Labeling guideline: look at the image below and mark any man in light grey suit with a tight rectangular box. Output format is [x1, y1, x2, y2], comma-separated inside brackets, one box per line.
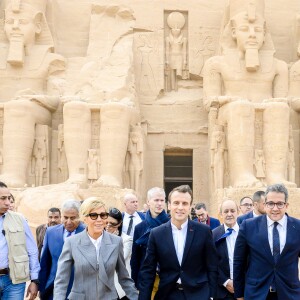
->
[54, 197, 138, 300]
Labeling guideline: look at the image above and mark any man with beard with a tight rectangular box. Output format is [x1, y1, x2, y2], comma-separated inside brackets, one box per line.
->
[36, 207, 61, 259]
[131, 187, 169, 293]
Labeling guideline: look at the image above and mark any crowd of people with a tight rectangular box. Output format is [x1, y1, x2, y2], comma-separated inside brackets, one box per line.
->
[0, 182, 300, 300]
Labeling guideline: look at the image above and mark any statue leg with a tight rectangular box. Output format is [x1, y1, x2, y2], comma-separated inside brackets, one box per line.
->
[221, 101, 262, 188]
[63, 101, 91, 185]
[1, 100, 51, 187]
[96, 102, 131, 187]
[263, 102, 296, 187]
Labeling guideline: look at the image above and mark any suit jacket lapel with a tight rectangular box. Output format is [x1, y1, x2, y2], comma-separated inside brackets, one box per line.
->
[217, 225, 229, 262]
[181, 220, 195, 266]
[98, 231, 116, 288]
[77, 231, 98, 271]
[279, 217, 294, 259]
[258, 215, 274, 264]
[165, 221, 180, 267]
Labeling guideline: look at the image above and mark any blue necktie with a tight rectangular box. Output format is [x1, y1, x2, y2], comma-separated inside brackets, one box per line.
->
[216, 228, 233, 243]
[66, 231, 72, 237]
[273, 222, 280, 263]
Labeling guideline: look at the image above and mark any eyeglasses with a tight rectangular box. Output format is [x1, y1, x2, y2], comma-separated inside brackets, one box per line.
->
[240, 204, 253, 207]
[265, 202, 286, 209]
[86, 212, 109, 220]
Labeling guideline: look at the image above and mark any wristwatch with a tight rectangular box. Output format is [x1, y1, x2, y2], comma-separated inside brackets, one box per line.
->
[31, 279, 40, 286]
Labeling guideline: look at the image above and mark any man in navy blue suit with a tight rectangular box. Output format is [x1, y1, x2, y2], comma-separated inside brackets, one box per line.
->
[213, 199, 239, 300]
[234, 184, 300, 300]
[193, 202, 220, 230]
[138, 185, 218, 300]
[237, 191, 265, 225]
[131, 187, 169, 290]
[39, 200, 85, 300]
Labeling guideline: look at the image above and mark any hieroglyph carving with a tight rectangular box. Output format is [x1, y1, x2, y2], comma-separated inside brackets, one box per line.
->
[127, 124, 144, 194]
[203, 0, 295, 189]
[87, 149, 99, 185]
[0, 0, 65, 187]
[57, 124, 68, 182]
[165, 11, 189, 92]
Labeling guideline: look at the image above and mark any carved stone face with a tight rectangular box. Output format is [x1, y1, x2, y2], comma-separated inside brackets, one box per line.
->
[231, 13, 265, 53]
[171, 28, 181, 37]
[4, 10, 39, 46]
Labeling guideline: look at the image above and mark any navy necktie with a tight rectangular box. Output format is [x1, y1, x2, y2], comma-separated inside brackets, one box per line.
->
[271, 222, 280, 292]
[66, 231, 72, 237]
[273, 222, 280, 263]
[216, 227, 233, 243]
[127, 215, 134, 235]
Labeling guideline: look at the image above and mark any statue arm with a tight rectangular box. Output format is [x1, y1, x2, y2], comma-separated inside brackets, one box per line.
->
[203, 57, 223, 110]
[165, 37, 170, 66]
[273, 60, 288, 98]
[289, 62, 300, 112]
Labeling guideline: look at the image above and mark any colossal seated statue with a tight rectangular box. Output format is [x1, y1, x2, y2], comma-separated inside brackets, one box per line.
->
[62, 4, 138, 188]
[0, 0, 64, 187]
[203, 0, 295, 188]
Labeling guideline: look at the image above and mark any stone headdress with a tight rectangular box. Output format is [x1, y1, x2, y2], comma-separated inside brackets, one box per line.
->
[219, 0, 274, 54]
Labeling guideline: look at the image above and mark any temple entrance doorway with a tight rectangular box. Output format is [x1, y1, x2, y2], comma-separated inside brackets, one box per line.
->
[164, 149, 193, 208]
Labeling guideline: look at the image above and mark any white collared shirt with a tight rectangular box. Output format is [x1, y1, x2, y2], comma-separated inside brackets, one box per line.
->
[87, 232, 103, 262]
[266, 214, 287, 254]
[171, 219, 188, 283]
[122, 211, 143, 237]
[63, 228, 76, 241]
[224, 223, 239, 281]
[253, 210, 260, 218]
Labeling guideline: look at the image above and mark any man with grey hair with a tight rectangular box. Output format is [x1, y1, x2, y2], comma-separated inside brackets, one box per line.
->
[234, 183, 300, 300]
[39, 200, 85, 300]
[122, 193, 145, 237]
[131, 187, 169, 292]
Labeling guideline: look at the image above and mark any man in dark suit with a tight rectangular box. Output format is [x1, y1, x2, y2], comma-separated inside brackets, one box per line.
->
[213, 199, 239, 300]
[234, 184, 300, 300]
[131, 187, 169, 291]
[237, 191, 265, 225]
[122, 193, 145, 238]
[193, 202, 220, 230]
[39, 200, 85, 300]
[138, 185, 218, 300]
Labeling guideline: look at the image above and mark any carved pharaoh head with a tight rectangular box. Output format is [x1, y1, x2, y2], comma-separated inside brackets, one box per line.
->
[3, 0, 52, 46]
[230, 0, 266, 53]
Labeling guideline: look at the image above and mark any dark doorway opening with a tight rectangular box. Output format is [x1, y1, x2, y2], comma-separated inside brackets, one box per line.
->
[164, 149, 193, 202]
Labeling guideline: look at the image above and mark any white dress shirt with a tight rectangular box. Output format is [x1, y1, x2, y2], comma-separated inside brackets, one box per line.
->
[223, 223, 239, 286]
[171, 219, 188, 283]
[122, 211, 143, 237]
[87, 232, 103, 262]
[267, 214, 287, 254]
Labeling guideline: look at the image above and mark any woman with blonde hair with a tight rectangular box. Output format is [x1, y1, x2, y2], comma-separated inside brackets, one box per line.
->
[54, 197, 138, 300]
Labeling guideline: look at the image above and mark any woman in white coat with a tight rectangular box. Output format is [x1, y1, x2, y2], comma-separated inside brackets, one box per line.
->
[107, 208, 133, 300]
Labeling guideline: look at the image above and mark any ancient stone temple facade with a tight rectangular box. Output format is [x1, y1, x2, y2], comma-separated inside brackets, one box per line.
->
[1, 0, 300, 225]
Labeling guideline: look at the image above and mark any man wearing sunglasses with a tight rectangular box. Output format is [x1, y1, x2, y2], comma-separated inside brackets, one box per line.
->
[234, 184, 300, 300]
[39, 200, 85, 300]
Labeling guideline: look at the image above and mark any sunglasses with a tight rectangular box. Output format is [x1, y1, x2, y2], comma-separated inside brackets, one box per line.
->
[86, 212, 109, 220]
